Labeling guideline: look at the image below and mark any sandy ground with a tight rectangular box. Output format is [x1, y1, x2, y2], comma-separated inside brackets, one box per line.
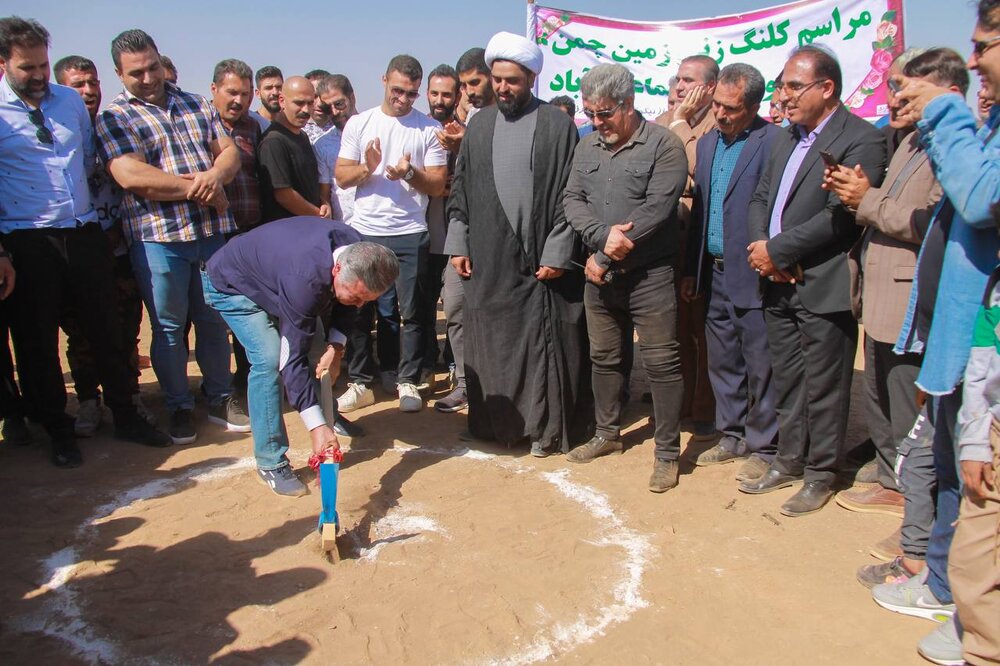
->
[0, 320, 938, 665]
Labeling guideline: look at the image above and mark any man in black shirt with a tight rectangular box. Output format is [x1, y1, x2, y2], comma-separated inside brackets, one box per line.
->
[259, 76, 330, 222]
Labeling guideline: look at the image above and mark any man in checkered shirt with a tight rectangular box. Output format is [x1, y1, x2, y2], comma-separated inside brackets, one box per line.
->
[97, 29, 245, 446]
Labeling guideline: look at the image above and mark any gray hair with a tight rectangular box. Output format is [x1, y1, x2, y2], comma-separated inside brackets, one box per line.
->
[580, 63, 635, 104]
[339, 242, 399, 294]
[718, 63, 767, 108]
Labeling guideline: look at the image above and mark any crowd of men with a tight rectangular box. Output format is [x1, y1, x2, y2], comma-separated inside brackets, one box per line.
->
[0, 5, 998, 663]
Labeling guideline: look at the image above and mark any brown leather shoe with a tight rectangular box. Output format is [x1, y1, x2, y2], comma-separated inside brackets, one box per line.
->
[567, 435, 623, 464]
[869, 527, 904, 562]
[648, 459, 679, 493]
[780, 481, 834, 517]
[835, 485, 904, 517]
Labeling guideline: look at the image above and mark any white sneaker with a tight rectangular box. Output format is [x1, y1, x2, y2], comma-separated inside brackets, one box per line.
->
[337, 383, 374, 413]
[398, 382, 423, 412]
[132, 394, 157, 426]
[74, 398, 103, 437]
[379, 370, 398, 394]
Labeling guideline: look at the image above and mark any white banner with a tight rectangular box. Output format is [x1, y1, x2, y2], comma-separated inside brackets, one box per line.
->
[529, 0, 905, 121]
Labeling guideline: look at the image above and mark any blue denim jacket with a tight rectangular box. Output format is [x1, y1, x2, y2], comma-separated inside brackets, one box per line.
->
[895, 95, 1000, 396]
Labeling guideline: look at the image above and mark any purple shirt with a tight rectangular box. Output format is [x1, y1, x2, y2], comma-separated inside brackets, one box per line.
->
[768, 111, 835, 238]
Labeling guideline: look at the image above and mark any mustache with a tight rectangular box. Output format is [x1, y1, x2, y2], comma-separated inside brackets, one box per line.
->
[228, 103, 244, 111]
[295, 112, 311, 119]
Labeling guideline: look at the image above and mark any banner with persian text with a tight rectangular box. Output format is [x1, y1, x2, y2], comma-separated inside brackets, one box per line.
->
[528, 0, 905, 121]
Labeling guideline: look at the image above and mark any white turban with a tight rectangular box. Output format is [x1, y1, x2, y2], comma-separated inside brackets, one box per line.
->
[485, 31, 544, 75]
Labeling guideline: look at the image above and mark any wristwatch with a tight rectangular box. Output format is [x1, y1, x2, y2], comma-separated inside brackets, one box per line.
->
[403, 165, 415, 181]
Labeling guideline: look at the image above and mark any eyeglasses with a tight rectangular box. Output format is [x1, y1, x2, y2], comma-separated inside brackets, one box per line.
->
[27, 108, 53, 145]
[390, 86, 420, 101]
[582, 101, 624, 120]
[776, 79, 828, 99]
[972, 35, 1000, 58]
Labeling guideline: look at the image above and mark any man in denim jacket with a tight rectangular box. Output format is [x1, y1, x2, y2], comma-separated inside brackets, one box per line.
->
[871, 2, 1000, 661]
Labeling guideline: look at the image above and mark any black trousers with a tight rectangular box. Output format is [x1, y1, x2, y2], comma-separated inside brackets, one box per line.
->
[584, 264, 683, 461]
[348, 232, 428, 385]
[421, 253, 450, 371]
[4, 225, 137, 437]
[0, 302, 25, 420]
[764, 283, 858, 484]
[864, 334, 921, 491]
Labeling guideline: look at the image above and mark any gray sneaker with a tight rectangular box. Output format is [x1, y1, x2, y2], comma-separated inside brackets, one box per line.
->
[207, 395, 251, 433]
[434, 386, 468, 413]
[566, 435, 623, 463]
[872, 567, 955, 622]
[649, 459, 680, 493]
[257, 466, 307, 497]
[917, 616, 964, 665]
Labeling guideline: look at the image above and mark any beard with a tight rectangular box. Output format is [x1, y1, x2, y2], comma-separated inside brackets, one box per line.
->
[497, 88, 532, 119]
[430, 103, 455, 122]
[9, 76, 48, 101]
[262, 98, 280, 114]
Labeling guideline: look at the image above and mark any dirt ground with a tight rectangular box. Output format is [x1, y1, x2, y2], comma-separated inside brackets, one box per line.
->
[0, 320, 937, 665]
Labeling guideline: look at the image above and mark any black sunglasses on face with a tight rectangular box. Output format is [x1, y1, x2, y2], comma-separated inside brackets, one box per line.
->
[28, 108, 53, 145]
[973, 35, 1000, 58]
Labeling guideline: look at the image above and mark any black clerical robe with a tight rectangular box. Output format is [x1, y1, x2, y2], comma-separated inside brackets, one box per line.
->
[445, 100, 593, 451]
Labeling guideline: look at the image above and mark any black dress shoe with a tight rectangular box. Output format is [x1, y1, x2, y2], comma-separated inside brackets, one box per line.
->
[333, 413, 364, 438]
[738, 467, 803, 494]
[780, 481, 834, 517]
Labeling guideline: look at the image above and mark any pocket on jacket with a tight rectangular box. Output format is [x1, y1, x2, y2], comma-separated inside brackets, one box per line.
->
[892, 265, 915, 282]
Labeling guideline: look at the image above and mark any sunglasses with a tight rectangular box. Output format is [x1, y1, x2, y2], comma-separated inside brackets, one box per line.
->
[28, 108, 53, 145]
[973, 35, 1000, 58]
[777, 79, 828, 99]
[582, 101, 623, 120]
[390, 86, 420, 101]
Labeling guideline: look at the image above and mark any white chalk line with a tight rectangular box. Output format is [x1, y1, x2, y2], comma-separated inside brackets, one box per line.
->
[17, 443, 654, 665]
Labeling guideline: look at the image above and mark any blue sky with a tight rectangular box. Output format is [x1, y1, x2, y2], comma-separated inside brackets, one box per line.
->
[16, 0, 978, 112]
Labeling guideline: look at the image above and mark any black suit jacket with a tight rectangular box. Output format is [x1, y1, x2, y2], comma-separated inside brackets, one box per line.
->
[687, 116, 782, 309]
[748, 105, 887, 315]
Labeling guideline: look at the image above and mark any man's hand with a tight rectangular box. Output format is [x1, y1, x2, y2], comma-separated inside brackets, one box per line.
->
[315, 344, 344, 383]
[182, 169, 224, 205]
[309, 424, 341, 457]
[435, 121, 465, 153]
[535, 266, 565, 281]
[747, 240, 796, 282]
[895, 78, 956, 124]
[384, 152, 413, 181]
[960, 460, 995, 501]
[680, 276, 698, 302]
[451, 256, 472, 278]
[584, 254, 608, 285]
[0, 255, 15, 300]
[822, 164, 871, 209]
[603, 221, 635, 261]
[364, 138, 382, 175]
[675, 85, 707, 123]
[318, 203, 333, 219]
[207, 188, 230, 214]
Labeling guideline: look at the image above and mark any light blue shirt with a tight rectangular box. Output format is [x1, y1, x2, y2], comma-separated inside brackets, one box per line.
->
[0, 77, 96, 232]
[707, 128, 750, 257]
[768, 111, 835, 238]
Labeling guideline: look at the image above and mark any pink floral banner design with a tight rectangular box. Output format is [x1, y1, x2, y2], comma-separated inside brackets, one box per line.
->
[529, 0, 905, 121]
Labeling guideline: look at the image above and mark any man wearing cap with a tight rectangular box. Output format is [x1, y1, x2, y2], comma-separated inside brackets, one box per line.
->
[445, 31, 593, 456]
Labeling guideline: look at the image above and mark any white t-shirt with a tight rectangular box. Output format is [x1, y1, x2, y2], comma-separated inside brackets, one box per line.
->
[339, 106, 447, 236]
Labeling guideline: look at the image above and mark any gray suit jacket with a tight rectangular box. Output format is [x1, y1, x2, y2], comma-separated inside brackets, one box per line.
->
[748, 105, 887, 315]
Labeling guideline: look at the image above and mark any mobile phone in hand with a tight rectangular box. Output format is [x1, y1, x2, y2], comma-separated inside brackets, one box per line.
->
[819, 150, 840, 169]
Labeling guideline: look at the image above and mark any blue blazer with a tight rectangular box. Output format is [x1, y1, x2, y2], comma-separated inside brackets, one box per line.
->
[686, 116, 782, 310]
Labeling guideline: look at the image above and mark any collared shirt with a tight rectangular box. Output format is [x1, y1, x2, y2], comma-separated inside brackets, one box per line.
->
[768, 111, 836, 238]
[564, 116, 688, 272]
[706, 127, 750, 256]
[0, 77, 97, 231]
[96, 82, 235, 243]
[216, 113, 261, 230]
[303, 119, 335, 144]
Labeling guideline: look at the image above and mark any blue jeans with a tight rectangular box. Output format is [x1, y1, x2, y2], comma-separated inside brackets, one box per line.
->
[925, 390, 962, 604]
[129, 237, 232, 411]
[201, 271, 289, 471]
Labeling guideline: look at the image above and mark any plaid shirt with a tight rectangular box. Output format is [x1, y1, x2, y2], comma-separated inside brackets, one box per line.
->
[96, 82, 236, 243]
[216, 112, 261, 230]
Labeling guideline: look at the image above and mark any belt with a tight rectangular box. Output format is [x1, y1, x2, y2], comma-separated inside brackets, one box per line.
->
[712, 257, 724, 270]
